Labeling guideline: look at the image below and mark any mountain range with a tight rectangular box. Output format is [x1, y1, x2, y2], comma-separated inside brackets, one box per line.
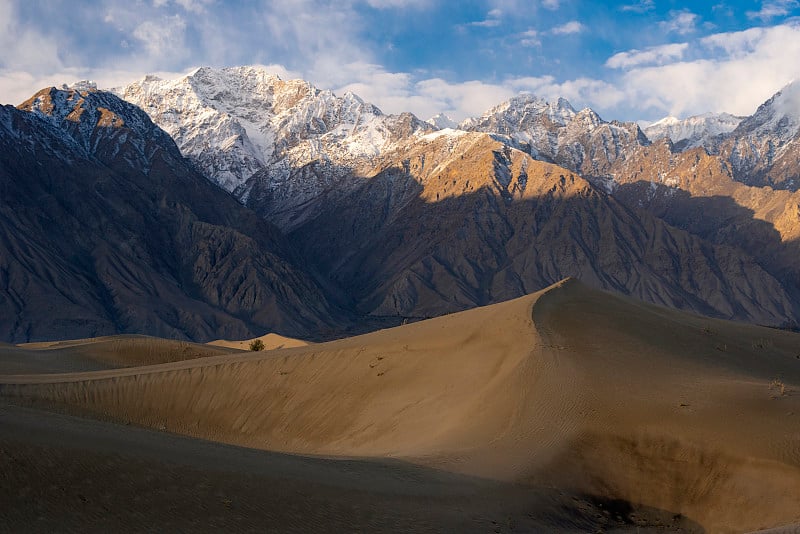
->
[2, 65, 800, 341]
[0, 85, 342, 342]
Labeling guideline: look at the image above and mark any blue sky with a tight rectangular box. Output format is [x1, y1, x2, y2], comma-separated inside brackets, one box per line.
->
[2, 0, 800, 122]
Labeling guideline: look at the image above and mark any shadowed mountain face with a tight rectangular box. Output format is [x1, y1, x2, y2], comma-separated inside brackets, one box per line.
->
[601, 139, 800, 317]
[0, 87, 341, 343]
[287, 132, 795, 324]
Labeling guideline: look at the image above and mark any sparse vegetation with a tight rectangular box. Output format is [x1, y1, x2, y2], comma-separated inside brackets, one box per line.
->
[769, 378, 786, 397]
[752, 338, 773, 350]
[249, 339, 265, 351]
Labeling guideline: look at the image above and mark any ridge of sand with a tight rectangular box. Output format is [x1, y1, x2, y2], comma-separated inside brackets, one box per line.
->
[206, 333, 310, 351]
[1, 335, 234, 374]
[1, 278, 799, 532]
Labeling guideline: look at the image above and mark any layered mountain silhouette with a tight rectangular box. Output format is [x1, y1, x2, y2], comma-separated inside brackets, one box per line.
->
[3, 67, 800, 341]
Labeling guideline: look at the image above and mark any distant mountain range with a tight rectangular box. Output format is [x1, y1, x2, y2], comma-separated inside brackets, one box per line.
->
[2, 66, 800, 342]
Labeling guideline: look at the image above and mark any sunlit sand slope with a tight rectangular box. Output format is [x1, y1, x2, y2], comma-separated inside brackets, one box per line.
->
[2, 279, 798, 532]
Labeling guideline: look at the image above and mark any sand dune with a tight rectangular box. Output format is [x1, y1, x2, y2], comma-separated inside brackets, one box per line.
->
[1, 279, 799, 532]
[1, 335, 233, 374]
[207, 333, 310, 351]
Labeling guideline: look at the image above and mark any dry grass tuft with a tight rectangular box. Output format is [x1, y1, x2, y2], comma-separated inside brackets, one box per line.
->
[769, 378, 786, 397]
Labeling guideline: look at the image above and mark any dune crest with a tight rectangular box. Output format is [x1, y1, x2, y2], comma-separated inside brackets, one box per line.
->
[207, 333, 310, 351]
[1, 335, 234, 374]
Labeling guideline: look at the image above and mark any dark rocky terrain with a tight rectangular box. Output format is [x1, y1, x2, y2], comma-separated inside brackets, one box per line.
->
[0, 88, 340, 342]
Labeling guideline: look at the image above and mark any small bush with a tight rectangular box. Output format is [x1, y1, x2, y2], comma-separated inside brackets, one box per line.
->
[249, 339, 265, 351]
[769, 378, 786, 397]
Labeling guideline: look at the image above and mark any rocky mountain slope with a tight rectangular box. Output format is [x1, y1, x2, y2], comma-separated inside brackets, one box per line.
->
[641, 82, 800, 191]
[459, 93, 649, 180]
[718, 81, 800, 190]
[284, 130, 795, 324]
[118, 66, 431, 230]
[601, 138, 800, 311]
[110, 67, 800, 329]
[0, 85, 341, 342]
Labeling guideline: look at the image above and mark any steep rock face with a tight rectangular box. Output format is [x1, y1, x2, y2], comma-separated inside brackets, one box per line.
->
[287, 131, 794, 325]
[720, 81, 800, 190]
[0, 86, 340, 342]
[601, 139, 800, 310]
[118, 66, 432, 217]
[644, 112, 743, 151]
[460, 94, 649, 179]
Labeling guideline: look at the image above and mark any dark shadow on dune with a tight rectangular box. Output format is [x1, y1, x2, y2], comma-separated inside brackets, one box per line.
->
[580, 496, 705, 533]
[0, 399, 704, 533]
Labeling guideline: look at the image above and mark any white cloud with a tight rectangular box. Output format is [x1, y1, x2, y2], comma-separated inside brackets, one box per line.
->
[364, 0, 429, 7]
[701, 26, 765, 56]
[0, 1, 61, 73]
[253, 63, 304, 81]
[331, 63, 515, 121]
[507, 76, 625, 111]
[153, 0, 211, 12]
[319, 21, 800, 121]
[3, 0, 800, 127]
[542, 0, 559, 9]
[0, 66, 193, 106]
[470, 19, 501, 27]
[518, 29, 540, 47]
[606, 43, 689, 69]
[333, 64, 625, 122]
[617, 23, 800, 118]
[468, 9, 503, 27]
[747, 0, 799, 21]
[174, 0, 211, 13]
[551, 20, 584, 35]
[132, 15, 188, 58]
[660, 10, 699, 35]
[619, 0, 654, 13]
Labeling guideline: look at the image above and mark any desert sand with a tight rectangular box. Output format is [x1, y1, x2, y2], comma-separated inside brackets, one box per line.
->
[2, 335, 233, 374]
[207, 333, 311, 351]
[1, 278, 798, 532]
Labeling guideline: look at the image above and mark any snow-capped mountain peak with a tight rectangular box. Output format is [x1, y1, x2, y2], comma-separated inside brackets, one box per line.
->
[426, 113, 458, 130]
[118, 65, 426, 194]
[118, 66, 431, 223]
[644, 112, 743, 149]
[648, 115, 680, 128]
[734, 80, 800, 141]
[461, 93, 577, 131]
[721, 80, 800, 189]
[459, 92, 646, 177]
[61, 80, 98, 92]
